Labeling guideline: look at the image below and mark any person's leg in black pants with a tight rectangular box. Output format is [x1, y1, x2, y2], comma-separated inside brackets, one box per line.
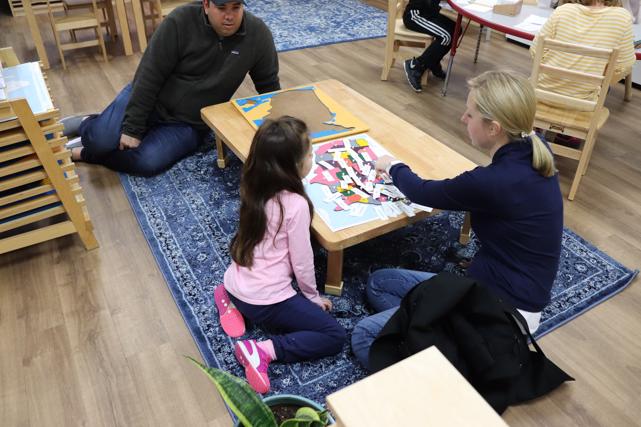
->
[403, 10, 455, 89]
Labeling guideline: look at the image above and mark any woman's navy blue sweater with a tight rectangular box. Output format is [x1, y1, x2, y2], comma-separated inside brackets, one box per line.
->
[390, 139, 563, 312]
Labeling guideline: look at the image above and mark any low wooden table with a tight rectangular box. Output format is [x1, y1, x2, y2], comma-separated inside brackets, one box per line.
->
[326, 346, 508, 426]
[201, 79, 475, 295]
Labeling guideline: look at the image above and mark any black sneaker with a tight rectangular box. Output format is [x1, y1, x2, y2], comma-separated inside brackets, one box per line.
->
[429, 65, 446, 80]
[404, 59, 423, 92]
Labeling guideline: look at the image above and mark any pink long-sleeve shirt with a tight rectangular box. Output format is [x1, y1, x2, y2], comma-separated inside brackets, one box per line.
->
[224, 191, 323, 307]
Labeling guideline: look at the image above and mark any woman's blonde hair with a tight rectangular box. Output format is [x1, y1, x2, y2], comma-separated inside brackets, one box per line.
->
[467, 70, 556, 178]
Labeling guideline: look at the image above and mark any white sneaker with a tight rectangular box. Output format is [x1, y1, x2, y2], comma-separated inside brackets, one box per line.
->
[65, 136, 83, 149]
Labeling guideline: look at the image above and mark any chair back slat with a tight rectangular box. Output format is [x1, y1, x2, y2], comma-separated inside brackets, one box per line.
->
[535, 89, 597, 112]
[539, 63, 605, 87]
[544, 38, 613, 59]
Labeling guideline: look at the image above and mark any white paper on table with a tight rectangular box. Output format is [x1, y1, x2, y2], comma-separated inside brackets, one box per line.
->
[410, 203, 434, 213]
[397, 201, 416, 218]
[514, 14, 548, 33]
[318, 160, 334, 170]
[374, 206, 388, 221]
[349, 204, 367, 217]
[324, 191, 342, 203]
[465, 3, 493, 12]
[335, 198, 350, 211]
[351, 187, 370, 198]
[475, 0, 498, 5]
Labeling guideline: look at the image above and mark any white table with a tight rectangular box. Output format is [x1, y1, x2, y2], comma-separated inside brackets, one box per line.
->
[442, 0, 641, 95]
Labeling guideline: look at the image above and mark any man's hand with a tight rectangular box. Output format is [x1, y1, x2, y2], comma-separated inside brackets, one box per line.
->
[119, 134, 141, 150]
[375, 155, 397, 174]
[319, 297, 333, 312]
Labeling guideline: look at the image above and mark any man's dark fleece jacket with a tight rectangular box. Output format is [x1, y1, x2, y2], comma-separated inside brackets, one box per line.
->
[390, 139, 563, 312]
[122, 4, 280, 139]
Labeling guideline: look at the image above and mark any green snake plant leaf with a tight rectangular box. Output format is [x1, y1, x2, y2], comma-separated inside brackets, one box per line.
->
[279, 408, 326, 427]
[187, 357, 277, 427]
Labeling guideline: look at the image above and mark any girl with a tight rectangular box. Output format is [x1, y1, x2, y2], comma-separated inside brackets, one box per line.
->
[215, 116, 346, 393]
[530, 0, 635, 101]
[351, 71, 564, 369]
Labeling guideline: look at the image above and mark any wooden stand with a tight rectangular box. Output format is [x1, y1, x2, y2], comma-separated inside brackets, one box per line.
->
[0, 82, 98, 254]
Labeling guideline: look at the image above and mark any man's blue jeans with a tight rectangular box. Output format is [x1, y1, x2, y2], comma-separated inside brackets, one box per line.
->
[351, 268, 435, 370]
[78, 83, 204, 176]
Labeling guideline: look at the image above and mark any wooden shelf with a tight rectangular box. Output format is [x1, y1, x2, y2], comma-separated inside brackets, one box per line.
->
[0, 56, 98, 254]
[8, 0, 64, 17]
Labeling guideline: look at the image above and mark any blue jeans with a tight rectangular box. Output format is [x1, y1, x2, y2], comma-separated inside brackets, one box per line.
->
[228, 293, 346, 363]
[351, 268, 435, 370]
[78, 83, 204, 176]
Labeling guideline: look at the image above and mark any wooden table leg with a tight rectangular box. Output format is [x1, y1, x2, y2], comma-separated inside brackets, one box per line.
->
[114, 0, 133, 55]
[459, 211, 472, 245]
[131, 0, 148, 52]
[325, 249, 344, 296]
[215, 133, 227, 168]
[23, 0, 50, 69]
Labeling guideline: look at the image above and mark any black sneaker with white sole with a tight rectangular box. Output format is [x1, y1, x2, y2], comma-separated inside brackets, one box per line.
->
[404, 58, 424, 92]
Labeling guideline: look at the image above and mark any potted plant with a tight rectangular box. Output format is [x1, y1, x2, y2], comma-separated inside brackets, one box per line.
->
[188, 357, 333, 427]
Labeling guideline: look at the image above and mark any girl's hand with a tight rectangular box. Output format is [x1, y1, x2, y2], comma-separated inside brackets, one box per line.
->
[375, 155, 396, 173]
[319, 297, 333, 311]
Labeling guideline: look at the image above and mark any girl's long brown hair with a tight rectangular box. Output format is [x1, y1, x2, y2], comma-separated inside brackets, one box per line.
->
[230, 116, 313, 267]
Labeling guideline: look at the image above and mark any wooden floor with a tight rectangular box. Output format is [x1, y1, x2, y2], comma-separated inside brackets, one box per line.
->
[1, 5, 641, 426]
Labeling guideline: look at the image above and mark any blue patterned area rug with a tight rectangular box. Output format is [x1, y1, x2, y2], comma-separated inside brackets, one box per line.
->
[245, 0, 386, 52]
[119, 147, 637, 404]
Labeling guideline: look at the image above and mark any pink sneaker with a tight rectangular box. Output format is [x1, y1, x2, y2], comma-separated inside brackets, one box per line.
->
[214, 285, 245, 338]
[234, 339, 271, 394]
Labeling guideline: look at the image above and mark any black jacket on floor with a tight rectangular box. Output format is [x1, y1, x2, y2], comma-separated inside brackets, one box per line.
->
[369, 272, 573, 413]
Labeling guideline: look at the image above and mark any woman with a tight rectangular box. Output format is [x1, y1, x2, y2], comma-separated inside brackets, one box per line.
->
[530, 0, 636, 101]
[351, 71, 564, 370]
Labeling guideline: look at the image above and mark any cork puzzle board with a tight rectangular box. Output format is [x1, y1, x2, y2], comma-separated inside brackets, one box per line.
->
[231, 85, 369, 143]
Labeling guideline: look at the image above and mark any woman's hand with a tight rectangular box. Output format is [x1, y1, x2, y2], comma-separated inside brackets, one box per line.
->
[375, 155, 397, 174]
[319, 297, 333, 311]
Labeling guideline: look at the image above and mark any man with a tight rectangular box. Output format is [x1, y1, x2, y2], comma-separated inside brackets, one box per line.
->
[65, 0, 280, 176]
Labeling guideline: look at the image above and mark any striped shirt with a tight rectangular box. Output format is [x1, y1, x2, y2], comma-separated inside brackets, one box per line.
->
[530, 4, 636, 101]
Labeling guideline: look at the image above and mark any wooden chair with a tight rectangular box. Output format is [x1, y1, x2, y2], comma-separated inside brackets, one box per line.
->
[530, 35, 619, 200]
[381, 0, 433, 87]
[45, 0, 108, 70]
[63, 0, 118, 40]
[143, 0, 190, 35]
